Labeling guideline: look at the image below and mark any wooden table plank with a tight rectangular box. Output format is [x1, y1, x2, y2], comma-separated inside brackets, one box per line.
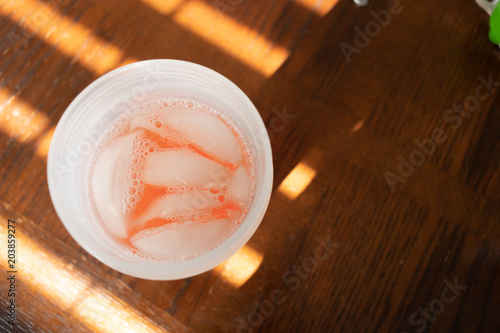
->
[0, 0, 499, 332]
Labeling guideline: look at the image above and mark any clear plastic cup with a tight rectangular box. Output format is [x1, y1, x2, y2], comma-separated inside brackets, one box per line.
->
[47, 60, 273, 280]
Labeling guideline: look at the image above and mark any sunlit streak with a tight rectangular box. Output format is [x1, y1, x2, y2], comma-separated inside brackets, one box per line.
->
[0, 214, 166, 333]
[278, 162, 316, 200]
[0, 219, 90, 307]
[0, 88, 49, 143]
[76, 292, 165, 333]
[36, 125, 55, 157]
[218, 245, 263, 288]
[1, 0, 136, 74]
[174, 0, 289, 77]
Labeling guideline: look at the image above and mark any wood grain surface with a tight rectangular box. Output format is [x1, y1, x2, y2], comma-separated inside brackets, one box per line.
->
[1, 0, 499, 332]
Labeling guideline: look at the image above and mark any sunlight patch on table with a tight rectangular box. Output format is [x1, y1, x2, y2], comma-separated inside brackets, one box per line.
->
[1, 0, 136, 75]
[278, 162, 317, 200]
[76, 291, 165, 333]
[36, 125, 55, 158]
[0, 220, 90, 307]
[174, 0, 289, 77]
[0, 88, 49, 143]
[219, 245, 263, 288]
[0, 217, 166, 333]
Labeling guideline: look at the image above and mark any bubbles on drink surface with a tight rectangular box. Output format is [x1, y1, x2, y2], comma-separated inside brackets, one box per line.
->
[87, 98, 255, 262]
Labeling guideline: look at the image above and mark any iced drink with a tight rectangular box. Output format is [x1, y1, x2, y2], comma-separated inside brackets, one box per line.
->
[87, 98, 255, 262]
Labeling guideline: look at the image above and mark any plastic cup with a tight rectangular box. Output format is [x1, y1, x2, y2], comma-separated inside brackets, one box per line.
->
[47, 60, 273, 280]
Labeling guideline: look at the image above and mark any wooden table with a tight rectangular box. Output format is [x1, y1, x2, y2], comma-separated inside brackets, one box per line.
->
[1, 0, 499, 332]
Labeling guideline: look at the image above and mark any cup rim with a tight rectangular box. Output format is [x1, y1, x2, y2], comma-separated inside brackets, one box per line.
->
[47, 59, 273, 280]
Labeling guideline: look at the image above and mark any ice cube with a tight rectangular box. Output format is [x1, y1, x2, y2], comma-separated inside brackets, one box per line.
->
[229, 165, 252, 207]
[134, 190, 219, 226]
[130, 218, 233, 259]
[91, 133, 137, 239]
[143, 150, 231, 187]
[158, 107, 242, 164]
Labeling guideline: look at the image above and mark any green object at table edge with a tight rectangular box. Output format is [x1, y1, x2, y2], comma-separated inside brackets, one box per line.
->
[490, 4, 500, 44]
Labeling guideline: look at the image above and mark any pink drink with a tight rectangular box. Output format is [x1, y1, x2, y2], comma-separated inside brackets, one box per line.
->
[87, 98, 255, 262]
